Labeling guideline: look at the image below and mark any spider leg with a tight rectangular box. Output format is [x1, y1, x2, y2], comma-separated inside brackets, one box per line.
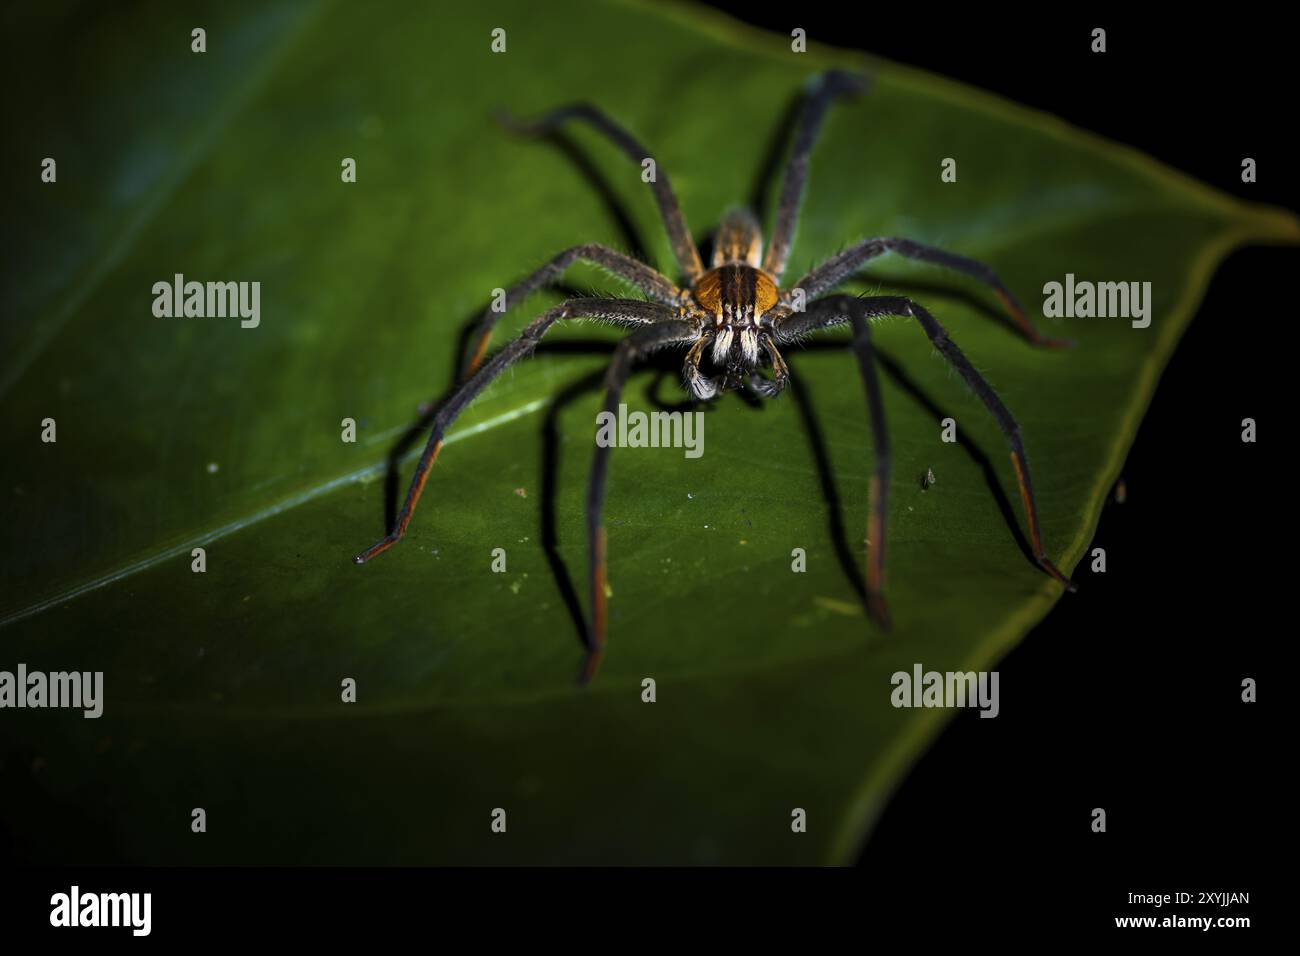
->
[775, 294, 1076, 593]
[746, 335, 791, 399]
[584, 318, 705, 684]
[763, 69, 867, 280]
[462, 243, 683, 378]
[501, 104, 705, 282]
[789, 238, 1073, 349]
[847, 312, 893, 628]
[682, 333, 720, 400]
[766, 299, 893, 624]
[355, 298, 677, 565]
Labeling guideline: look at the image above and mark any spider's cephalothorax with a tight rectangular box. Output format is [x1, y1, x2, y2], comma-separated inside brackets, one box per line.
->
[356, 70, 1077, 684]
[685, 209, 785, 398]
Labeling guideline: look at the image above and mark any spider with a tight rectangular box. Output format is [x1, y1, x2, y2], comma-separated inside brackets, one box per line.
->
[355, 69, 1076, 683]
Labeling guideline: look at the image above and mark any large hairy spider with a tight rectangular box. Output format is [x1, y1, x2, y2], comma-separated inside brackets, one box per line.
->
[356, 70, 1075, 682]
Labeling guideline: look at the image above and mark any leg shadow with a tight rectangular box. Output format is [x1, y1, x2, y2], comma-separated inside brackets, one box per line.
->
[785, 359, 869, 604]
[870, 349, 1034, 566]
[537, 347, 705, 648]
[783, 339, 1037, 610]
[375, 336, 692, 654]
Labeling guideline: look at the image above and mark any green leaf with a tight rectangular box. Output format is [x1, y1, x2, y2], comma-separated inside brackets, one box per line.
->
[1, 0, 1294, 864]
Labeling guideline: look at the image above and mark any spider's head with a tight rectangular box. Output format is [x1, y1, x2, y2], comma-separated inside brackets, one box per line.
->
[692, 263, 780, 373]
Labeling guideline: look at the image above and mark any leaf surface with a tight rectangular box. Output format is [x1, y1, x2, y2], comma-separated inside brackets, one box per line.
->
[1, 0, 1294, 863]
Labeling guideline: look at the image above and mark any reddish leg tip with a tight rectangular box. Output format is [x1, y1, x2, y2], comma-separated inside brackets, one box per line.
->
[579, 648, 603, 686]
[1041, 335, 1077, 350]
[355, 536, 396, 565]
[867, 593, 893, 633]
[497, 111, 539, 137]
[1038, 557, 1075, 592]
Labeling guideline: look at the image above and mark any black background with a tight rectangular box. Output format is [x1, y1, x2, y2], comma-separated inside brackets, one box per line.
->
[701, 1, 1286, 924]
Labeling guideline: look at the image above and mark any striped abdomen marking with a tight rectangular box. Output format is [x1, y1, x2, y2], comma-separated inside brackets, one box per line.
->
[712, 208, 764, 268]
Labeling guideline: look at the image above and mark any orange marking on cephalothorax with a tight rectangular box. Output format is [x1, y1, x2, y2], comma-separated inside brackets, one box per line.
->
[693, 268, 722, 314]
[692, 265, 780, 318]
[753, 270, 779, 315]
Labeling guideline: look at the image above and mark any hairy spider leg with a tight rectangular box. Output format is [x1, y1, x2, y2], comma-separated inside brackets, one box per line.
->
[354, 299, 675, 565]
[501, 103, 705, 282]
[745, 334, 791, 399]
[682, 333, 718, 400]
[763, 69, 867, 280]
[791, 237, 1074, 349]
[583, 318, 704, 684]
[462, 243, 681, 378]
